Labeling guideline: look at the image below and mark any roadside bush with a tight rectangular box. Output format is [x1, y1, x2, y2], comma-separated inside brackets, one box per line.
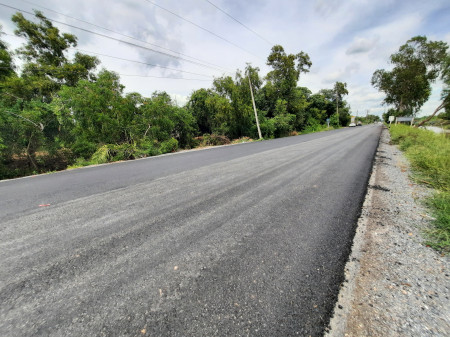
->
[90, 143, 138, 165]
[196, 134, 230, 147]
[136, 140, 161, 157]
[303, 117, 327, 133]
[329, 114, 339, 128]
[71, 138, 97, 159]
[160, 138, 178, 154]
[90, 145, 112, 164]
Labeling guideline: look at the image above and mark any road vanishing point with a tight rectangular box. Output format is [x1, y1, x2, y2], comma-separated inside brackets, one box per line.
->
[1, 125, 381, 336]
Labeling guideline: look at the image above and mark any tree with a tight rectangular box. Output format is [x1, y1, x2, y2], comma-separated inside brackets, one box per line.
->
[265, 45, 311, 119]
[372, 36, 448, 117]
[52, 70, 127, 157]
[266, 45, 311, 96]
[417, 52, 450, 126]
[187, 88, 216, 134]
[212, 68, 258, 139]
[333, 81, 348, 123]
[0, 25, 15, 80]
[11, 11, 99, 101]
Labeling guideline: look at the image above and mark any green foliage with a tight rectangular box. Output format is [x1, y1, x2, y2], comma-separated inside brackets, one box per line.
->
[266, 45, 311, 99]
[71, 137, 97, 159]
[254, 111, 275, 139]
[302, 117, 329, 133]
[11, 11, 99, 99]
[357, 114, 381, 124]
[90, 143, 139, 164]
[390, 125, 450, 190]
[372, 36, 448, 116]
[90, 145, 111, 164]
[390, 125, 450, 252]
[160, 138, 178, 154]
[424, 192, 450, 252]
[329, 114, 339, 127]
[0, 25, 15, 80]
[264, 45, 312, 127]
[55, 70, 127, 146]
[334, 82, 348, 100]
[187, 88, 216, 134]
[339, 109, 351, 127]
[272, 99, 295, 137]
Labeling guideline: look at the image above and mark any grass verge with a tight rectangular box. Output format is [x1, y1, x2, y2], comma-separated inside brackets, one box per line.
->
[389, 125, 449, 252]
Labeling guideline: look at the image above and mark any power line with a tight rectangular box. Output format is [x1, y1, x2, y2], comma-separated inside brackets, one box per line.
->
[3, 32, 216, 78]
[17, 0, 227, 71]
[74, 48, 214, 78]
[204, 0, 273, 46]
[0, 66, 212, 81]
[119, 74, 211, 81]
[0, 3, 232, 73]
[143, 0, 264, 62]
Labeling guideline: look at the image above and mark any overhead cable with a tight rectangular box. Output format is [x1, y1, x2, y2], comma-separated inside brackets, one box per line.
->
[3, 32, 216, 78]
[143, 0, 264, 62]
[204, 0, 273, 46]
[0, 66, 212, 81]
[0, 3, 231, 73]
[17, 0, 227, 71]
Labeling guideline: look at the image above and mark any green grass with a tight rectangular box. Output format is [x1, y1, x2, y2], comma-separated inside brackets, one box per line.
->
[424, 192, 450, 251]
[390, 125, 450, 252]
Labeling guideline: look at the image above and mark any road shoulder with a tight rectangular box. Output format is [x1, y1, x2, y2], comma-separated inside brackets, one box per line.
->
[327, 127, 449, 336]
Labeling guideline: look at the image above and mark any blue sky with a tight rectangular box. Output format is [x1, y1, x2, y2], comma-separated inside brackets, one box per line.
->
[1, 0, 449, 116]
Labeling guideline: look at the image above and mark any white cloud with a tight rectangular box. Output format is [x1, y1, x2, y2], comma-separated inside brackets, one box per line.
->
[346, 37, 379, 55]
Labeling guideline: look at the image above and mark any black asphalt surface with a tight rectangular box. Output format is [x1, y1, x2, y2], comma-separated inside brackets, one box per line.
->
[0, 125, 381, 336]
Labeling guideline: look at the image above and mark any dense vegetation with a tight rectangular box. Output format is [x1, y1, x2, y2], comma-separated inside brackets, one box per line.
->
[390, 125, 449, 252]
[0, 12, 353, 180]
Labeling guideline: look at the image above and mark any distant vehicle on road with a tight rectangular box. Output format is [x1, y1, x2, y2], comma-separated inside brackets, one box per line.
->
[357, 121, 362, 126]
[349, 123, 356, 127]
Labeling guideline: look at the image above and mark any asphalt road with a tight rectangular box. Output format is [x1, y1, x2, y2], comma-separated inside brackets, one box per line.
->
[0, 125, 381, 336]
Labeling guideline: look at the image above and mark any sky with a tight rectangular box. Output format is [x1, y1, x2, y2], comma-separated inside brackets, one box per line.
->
[0, 0, 449, 117]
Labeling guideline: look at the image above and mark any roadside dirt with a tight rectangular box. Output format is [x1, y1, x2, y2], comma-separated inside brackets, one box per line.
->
[327, 127, 449, 337]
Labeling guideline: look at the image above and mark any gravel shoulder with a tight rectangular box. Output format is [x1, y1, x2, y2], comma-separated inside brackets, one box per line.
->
[327, 127, 449, 336]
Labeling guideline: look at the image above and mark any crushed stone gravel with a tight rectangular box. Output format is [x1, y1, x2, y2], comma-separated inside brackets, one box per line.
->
[326, 127, 449, 337]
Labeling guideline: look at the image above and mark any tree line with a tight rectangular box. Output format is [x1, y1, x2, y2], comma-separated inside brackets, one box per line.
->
[0, 11, 353, 180]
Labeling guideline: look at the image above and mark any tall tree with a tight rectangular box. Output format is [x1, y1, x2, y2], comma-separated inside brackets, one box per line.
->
[372, 36, 448, 117]
[11, 11, 99, 101]
[333, 81, 348, 123]
[265, 45, 311, 117]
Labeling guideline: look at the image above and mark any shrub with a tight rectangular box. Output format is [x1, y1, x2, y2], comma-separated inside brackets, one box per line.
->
[90, 145, 111, 164]
[196, 134, 230, 147]
[160, 138, 178, 154]
[71, 138, 97, 159]
[90, 143, 138, 164]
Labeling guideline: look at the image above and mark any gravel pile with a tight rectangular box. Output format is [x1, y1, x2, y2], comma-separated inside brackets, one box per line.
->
[327, 127, 449, 336]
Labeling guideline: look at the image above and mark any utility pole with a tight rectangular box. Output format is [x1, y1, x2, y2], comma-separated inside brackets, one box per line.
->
[248, 75, 262, 139]
[336, 93, 339, 126]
